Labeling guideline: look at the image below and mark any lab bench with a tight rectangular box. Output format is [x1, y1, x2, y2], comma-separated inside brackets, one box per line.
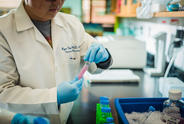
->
[66, 70, 162, 124]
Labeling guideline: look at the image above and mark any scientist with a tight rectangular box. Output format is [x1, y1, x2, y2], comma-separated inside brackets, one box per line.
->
[0, 0, 112, 124]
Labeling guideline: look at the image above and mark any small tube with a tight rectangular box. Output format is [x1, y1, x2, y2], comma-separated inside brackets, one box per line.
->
[140, 106, 155, 124]
[78, 62, 90, 80]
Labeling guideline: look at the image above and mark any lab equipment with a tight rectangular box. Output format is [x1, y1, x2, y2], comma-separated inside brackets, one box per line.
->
[78, 62, 90, 80]
[144, 32, 167, 76]
[84, 69, 140, 83]
[161, 89, 184, 124]
[167, 0, 180, 11]
[115, 97, 173, 124]
[98, 36, 146, 69]
[159, 33, 184, 97]
[159, 77, 184, 97]
[136, 0, 169, 18]
[100, 100, 110, 108]
[100, 96, 110, 110]
[96, 96, 114, 124]
[136, 0, 153, 19]
[57, 77, 83, 104]
[101, 107, 111, 118]
[100, 96, 109, 101]
[167, 28, 184, 74]
[84, 43, 109, 63]
[12, 113, 50, 124]
[167, 3, 180, 11]
[139, 106, 155, 124]
[106, 117, 114, 123]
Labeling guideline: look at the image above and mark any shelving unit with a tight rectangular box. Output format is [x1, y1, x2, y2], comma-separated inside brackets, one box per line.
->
[116, 11, 184, 18]
[154, 11, 184, 17]
[116, 13, 136, 18]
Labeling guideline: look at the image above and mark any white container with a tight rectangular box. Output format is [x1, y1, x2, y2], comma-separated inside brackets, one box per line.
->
[99, 36, 146, 69]
[152, 3, 166, 13]
[159, 77, 184, 97]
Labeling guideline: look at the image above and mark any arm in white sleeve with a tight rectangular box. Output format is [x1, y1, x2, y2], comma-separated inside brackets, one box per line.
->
[74, 19, 104, 74]
[0, 32, 59, 115]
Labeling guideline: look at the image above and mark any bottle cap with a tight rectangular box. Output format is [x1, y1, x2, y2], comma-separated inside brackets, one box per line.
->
[148, 106, 155, 112]
[106, 107, 111, 113]
[101, 107, 111, 113]
[101, 107, 106, 113]
[169, 89, 182, 100]
[100, 100, 109, 105]
[100, 96, 109, 101]
[106, 117, 114, 122]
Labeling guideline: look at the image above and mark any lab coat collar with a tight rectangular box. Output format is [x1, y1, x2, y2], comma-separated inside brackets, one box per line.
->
[15, 1, 34, 32]
[53, 13, 65, 28]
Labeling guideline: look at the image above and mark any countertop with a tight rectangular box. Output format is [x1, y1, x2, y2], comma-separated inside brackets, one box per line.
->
[67, 70, 162, 124]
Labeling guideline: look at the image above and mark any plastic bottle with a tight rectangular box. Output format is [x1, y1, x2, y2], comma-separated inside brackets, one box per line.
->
[105, 107, 111, 117]
[101, 107, 108, 118]
[100, 100, 110, 108]
[100, 96, 110, 109]
[106, 117, 114, 123]
[100, 96, 109, 101]
[161, 89, 184, 124]
[101, 107, 113, 124]
[100, 107, 108, 123]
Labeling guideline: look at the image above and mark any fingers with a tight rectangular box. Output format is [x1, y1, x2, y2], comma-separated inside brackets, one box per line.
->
[95, 46, 105, 63]
[75, 78, 84, 89]
[70, 77, 84, 88]
[84, 43, 99, 62]
[69, 76, 79, 84]
[88, 45, 100, 63]
[84, 43, 109, 63]
[99, 46, 109, 62]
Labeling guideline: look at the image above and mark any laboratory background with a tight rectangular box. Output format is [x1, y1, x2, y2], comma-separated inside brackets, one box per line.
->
[0, 0, 184, 124]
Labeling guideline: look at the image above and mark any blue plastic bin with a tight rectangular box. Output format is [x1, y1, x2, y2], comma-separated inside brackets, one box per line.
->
[114, 97, 184, 124]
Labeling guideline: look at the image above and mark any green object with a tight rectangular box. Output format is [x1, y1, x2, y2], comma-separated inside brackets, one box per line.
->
[60, 8, 71, 14]
[114, 17, 120, 33]
[83, 23, 103, 36]
[96, 103, 114, 124]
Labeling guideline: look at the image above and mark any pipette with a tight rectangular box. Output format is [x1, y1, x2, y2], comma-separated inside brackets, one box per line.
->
[78, 62, 90, 80]
[139, 106, 155, 124]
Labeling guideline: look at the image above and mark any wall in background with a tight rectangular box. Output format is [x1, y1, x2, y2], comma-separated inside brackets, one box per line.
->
[0, 0, 21, 9]
[62, 0, 82, 19]
[117, 18, 184, 71]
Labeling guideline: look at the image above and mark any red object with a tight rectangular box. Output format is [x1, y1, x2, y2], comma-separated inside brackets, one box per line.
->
[170, 19, 179, 23]
[116, 0, 122, 13]
[162, 21, 167, 23]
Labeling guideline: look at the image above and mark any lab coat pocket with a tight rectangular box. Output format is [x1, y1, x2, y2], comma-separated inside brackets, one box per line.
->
[64, 52, 80, 64]
[64, 52, 81, 77]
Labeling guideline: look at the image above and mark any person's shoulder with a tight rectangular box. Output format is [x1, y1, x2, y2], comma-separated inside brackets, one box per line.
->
[0, 9, 15, 22]
[0, 9, 15, 30]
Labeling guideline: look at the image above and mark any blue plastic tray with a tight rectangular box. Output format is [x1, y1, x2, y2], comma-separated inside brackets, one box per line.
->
[114, 97, 181, 124]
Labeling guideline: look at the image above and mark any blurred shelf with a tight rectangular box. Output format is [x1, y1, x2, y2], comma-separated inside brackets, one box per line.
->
[116, 11, 184, 18]
[154, 11, 184, 17]
[116, 13, 136, 18]
[91, 14, 116, 24]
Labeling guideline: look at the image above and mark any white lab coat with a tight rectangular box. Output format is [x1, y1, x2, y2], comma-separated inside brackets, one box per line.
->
[0, 2, 100, 124]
